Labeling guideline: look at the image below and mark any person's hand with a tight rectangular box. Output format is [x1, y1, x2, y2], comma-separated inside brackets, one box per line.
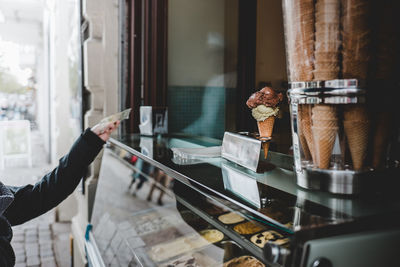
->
[91, 120, 121, 142]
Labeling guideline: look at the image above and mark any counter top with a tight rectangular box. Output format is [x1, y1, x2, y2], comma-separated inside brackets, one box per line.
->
[108, 133, 400, 235]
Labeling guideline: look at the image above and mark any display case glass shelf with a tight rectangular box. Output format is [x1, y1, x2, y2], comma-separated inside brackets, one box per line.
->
[86, 134, 400, 266]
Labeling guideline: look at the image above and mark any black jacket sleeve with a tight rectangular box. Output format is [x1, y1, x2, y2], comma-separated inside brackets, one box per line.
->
[3, 128, 105, 226]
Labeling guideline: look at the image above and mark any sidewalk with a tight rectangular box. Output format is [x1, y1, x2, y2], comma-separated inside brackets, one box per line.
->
[0, 129, 71, 267]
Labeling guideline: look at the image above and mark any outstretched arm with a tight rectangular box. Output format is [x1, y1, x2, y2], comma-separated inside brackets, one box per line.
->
[3, 121, 119, 226]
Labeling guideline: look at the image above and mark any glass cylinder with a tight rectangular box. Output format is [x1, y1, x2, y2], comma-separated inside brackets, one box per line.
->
[283, 0, 400, 194]
[288, 84, 399, 194]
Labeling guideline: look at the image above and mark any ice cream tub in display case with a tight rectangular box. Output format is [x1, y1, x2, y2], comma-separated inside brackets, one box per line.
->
[287, 81, 399, 194]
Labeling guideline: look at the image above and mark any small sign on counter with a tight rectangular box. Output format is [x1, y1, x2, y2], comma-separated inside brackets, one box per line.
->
[221, 132, 274, 173]
[139, 106, 168, 136]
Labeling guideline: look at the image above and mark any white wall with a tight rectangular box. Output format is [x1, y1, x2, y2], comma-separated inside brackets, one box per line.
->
[35, 33, 50, 159]
[168, 0, 225, 87]
[72, 0, 120, 264]
[53, 0, 73, 159]
[41, 0, 83, 222]
[103, 0, 119, 116]
[45, 0, 82, 162]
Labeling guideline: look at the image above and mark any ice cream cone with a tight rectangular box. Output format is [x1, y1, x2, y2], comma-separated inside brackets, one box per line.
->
[312, 104, 338, 120]
[315, 41, 341, 52]
[302, 118, 315, 162]
[343, 105, 369, 121]
[314, 62, 340, 72]
[299, 130, 312, 160]
[313, 71, 340, 80]
[343, 120, 369, 170]
[343, 105, 370, 170]
[314, 52, 340, 62]
[247, 87, 283, 161]
[312, 125, 338, 169]
[257, 116, 275, 159]
[311, 105, 338, 169]
[298, 105, 313, 161]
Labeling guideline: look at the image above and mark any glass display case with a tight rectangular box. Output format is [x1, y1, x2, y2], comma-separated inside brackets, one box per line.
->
[85, 134, 400, 267]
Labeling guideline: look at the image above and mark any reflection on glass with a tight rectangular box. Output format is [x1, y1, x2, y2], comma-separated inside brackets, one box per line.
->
[168, 0, 238, 139]
[147, 169, 172, 206]
[140, 136, 153, 158]
[128, 158, 152, 195]
[91, 149, 232, 266]
[221, 163, 261, 208]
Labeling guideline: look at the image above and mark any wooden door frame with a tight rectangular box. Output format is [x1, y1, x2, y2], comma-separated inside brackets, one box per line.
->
[236, 0, 257, 132]
[125, 0, 168, 133]
[143, 0, 168, 107]
[124, 0, 142, 133]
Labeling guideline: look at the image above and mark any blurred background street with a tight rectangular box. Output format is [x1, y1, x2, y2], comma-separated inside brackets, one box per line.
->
[1, 129, 71, 267]
[1, 0, 83, 264]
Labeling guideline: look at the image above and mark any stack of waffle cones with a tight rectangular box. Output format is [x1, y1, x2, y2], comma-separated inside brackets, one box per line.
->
[257, 117, 275, 159]
[285, 0, 315, 81]
[313, 0, 341, 80]
[311, 105, 338, 169]
[343, 105, 370, 170]
[342, 0, 371, 79]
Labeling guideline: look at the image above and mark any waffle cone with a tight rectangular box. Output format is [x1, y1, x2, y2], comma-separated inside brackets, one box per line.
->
[343, 120, 370, 170]
[312, 125, 338, 169]
[313, 71, 339, 80]
[312, 104, 338, 122]
[315, 41, 341, 51]
[311, 105, 338, 169]
[343, 105, 369, 121]
[293, 0, 314, 10]
[342, 105, 370, 170]
[258, 116, 275, 159]
[299, 130, 311, 160]
[298, 105, 313, 161]
[314, 52, 340, 61]
[302, 118, 315, 162]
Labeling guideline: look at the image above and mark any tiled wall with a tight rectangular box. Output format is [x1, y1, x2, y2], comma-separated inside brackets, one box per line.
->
[168, 86, 235, 139]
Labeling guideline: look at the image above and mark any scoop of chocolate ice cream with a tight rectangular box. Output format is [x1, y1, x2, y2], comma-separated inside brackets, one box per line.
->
[246, 87, 283, 109]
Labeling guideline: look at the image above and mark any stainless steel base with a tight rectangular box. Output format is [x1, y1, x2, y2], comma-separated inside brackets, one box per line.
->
[296, 168, 398, 195]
